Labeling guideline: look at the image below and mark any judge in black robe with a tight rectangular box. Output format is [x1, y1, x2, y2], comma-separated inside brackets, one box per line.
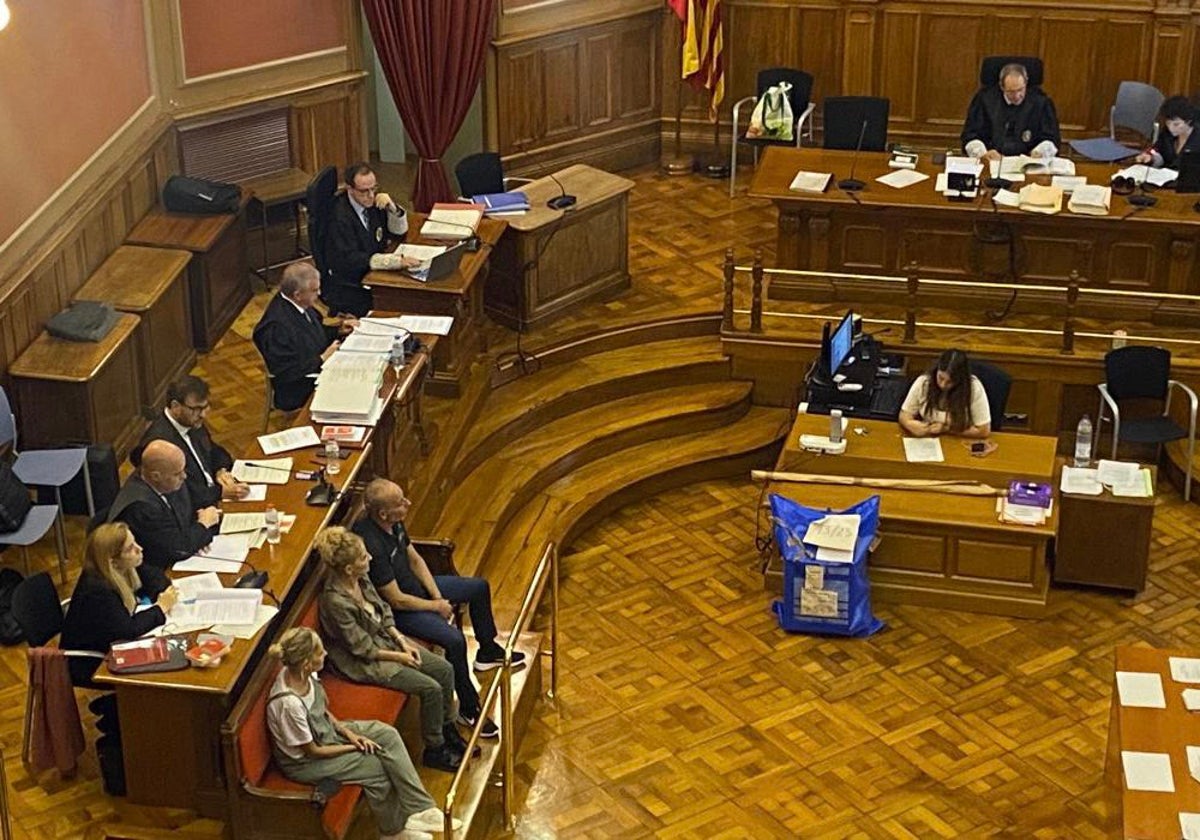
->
[961, 64, 1060, 159]
[253, 262, 349, 411]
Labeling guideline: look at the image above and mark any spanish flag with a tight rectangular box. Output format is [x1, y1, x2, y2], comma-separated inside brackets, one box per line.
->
[675, 0, 725, 122]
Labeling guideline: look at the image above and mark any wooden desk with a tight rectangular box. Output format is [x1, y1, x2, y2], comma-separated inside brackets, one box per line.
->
[765, 415, 1057, 617]
[9, 314, 144, 458]
[1055, 461, 1157, 591]
[73, 245, 195, 414]
[127, 202, 250, 352]
[91, 348, 429, 816]
[238, 168, 311, 282]
[748, 147, 1200, 322]
[486, 164, 634, 329]
[1104, 646, 1200, 839]
[780, 414, 1057, 487]
[365, 216, 506, 397]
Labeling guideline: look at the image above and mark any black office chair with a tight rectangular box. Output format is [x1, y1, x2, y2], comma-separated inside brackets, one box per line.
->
[303, 166, 337, 284]
[454, 152, 532, 199]
[822, 97, 890, 151]
[1097, 346, 1197, 500]
[11, 571, 63, 647]
[728, 68, 816, 197]
[970, 360, 1012, 432]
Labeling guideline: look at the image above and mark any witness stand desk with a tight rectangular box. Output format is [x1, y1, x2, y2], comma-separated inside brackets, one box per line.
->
[91, 338, 434, 817]
[486, 164, 634, 330]
[9, 313, 144, 458]
[73, 245, 195, 416]
[765, 414, 1057, 617]
[1055, 461, 1156, 592]
[748, 147, 1200, 322]
[366, 216, 506, 397]
[1104, 646, 1200, 838]
[126, 200, 251, 352]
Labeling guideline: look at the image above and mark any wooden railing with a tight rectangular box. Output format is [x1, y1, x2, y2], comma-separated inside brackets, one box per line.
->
[442, 540, 559, 834]
[0, 744, 11, 840]
[720, 249, 1200, 354]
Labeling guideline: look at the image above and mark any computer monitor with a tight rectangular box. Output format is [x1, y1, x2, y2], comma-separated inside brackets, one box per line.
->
[829, 310, 855, 376]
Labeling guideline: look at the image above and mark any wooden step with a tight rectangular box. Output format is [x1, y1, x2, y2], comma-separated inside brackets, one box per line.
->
[454, 336, 730, 482]
[436, 381, 755, 574]
[482, 406, 790, 616]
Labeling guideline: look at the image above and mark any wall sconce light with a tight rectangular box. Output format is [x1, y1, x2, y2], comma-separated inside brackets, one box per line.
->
[0, 2, 10, 32]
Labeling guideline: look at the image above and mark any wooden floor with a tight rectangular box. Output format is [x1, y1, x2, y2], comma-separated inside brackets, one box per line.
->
[2, 159, 1198, 838]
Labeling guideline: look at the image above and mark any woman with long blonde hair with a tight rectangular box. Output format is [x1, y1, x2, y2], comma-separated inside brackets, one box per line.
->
[61, 522, 177, 686]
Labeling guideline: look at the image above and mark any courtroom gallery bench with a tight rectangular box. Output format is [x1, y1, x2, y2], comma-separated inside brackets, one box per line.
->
[220, 537, 459, 840]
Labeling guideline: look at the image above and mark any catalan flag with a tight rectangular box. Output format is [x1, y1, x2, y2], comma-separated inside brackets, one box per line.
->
[675, 0, 725, 122]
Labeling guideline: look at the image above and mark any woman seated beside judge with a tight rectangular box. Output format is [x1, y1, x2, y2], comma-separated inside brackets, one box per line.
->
[314, 526, 472, 774]
[60, 523, 179, 687]
[898, 349, 991, 439]
[1136, 95, 1200, 169]
[265, 626, 457, 839]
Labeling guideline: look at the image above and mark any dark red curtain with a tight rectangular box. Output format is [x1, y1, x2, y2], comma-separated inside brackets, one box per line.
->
[362, 0, 495, 211]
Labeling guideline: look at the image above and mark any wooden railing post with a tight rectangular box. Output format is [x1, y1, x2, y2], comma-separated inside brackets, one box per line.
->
[750, 249, 764, 333]
[904, 261, 919, 344]
[1062, 271, 1079, 355]
[721, 248, 735, 332]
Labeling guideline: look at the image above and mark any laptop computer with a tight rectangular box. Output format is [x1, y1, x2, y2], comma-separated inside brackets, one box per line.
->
[404, 242, 467, 282]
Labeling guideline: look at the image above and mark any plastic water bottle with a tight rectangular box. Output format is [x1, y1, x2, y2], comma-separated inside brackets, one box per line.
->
[324, 440, 341, 475]
[1074, 414, 1093, 467]
[264, 505, 281, 545]
[389, 334, 406, 374]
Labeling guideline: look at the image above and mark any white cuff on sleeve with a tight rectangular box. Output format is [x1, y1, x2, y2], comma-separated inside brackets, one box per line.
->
[386, 208, 408, 237]
[1031, 140, 1058, 159]
[964, 140, 987, 159]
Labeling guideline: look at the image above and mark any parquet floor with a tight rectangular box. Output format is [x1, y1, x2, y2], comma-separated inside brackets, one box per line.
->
[2, 160, 1199, 837]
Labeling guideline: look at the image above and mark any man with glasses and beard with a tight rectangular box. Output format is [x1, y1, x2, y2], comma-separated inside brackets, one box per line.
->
[324, 162, 416, 317]
[131, 376, 249, 507]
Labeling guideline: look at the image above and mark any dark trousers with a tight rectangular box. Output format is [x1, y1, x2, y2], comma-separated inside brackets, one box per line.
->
[392, 575, 499, 718]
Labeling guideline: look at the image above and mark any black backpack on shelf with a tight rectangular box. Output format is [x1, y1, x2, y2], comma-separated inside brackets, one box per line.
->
[0, 461, 32, 533]
[162, 175, 241, 215]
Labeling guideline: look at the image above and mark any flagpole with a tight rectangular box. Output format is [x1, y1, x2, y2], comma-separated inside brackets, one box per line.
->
[698, 114, 730, 179]
[662, 77, 693, 176]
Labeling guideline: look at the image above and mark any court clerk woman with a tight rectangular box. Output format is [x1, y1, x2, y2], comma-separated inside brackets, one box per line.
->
[898, 349, 992, 439]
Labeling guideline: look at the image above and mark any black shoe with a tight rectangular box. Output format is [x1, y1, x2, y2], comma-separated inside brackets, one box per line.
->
[474, 647, 527, 673]
[455, 712, 500, 739]
[443, 722, 481, 758]
[423, 743, 463, 773]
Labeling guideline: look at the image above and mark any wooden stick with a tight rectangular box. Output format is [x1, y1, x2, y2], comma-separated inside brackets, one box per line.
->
[750, 470, 1002, 496]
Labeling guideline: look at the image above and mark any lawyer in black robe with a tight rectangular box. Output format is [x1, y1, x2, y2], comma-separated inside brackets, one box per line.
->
[108, 473, 215, 569]
[132, 409, 235, 508]
[253, 287, 340, 411]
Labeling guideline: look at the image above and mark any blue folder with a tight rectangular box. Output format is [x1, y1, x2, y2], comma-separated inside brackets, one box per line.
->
[1068, 137, 1140, 163]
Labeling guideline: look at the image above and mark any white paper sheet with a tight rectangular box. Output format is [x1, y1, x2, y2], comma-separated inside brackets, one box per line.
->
[1188, 745, 1200, 783]
[227, 484, 267, 502]
[1116, 164, 1179, 187]
[212, 603, 279, 639]
[803, 514, 861, 553]
[232, 458, 293, 485]
[875, 168, 929, 189]
[172, 556, 243, 574]
[1060, 466, 1102, 495]
[992, 189, 1021, 207]
[1097, 459, 1140, 487]
[814, 546, 855, 563]
[1122, 750, 1175, 792]
[220, 512, 267, 535]
[397, 315, 454, 336]
[169, 589, 262, 626]
[1116, 670, 1167, 708]
[173, 572, 224, 601]
[1181, 812, 1200, 840]
[257, 425, 321, 455]
[902, 437, 944, 463]
[1184, 688, 1200, 711]
[1051, 175, 1088, 191]
[338, 333, 394, 354]
[1171, 657, 1200, 684]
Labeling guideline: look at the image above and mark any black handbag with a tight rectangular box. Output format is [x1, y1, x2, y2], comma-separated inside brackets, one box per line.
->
[0, 461, 32, 533]
[162, 175, 242, 215]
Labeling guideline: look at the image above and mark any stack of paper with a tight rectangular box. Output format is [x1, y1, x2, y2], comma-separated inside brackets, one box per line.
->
[257, 426, 320, 455]
[1114, 164, 1179, 187]
[997, 498, 1051, 525]
[420, 203, 483, 240]
[789, 171, 832, 193]
[1001, 155, 1076, 176]
[1067, 184, 1112, 216]
[1018, 183, 1063, 215]
[170, 588, 262, 627]
[310, 352, 386, 422]
[231, 457, 293, 485]
[1097, 459, 1153, 497]
[1051, 175, 1088, 192]
[1060, 466, 1103, 495]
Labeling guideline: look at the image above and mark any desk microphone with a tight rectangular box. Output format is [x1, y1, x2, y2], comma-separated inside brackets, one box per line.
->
[244, 462, 292, 474]
[546, 172, 577, 210]
[837, 120, 869, 193]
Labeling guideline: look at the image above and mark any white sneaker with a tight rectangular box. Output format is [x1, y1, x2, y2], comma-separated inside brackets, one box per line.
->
[382, 830, 432, 840]
[406, 807, 462, 833]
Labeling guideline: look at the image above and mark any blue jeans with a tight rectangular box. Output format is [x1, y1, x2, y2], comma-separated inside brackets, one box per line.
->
[392, 575, 500, 718]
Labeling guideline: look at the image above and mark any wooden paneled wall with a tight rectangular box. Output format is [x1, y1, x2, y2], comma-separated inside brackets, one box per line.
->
[487, 0, 1200, 166]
